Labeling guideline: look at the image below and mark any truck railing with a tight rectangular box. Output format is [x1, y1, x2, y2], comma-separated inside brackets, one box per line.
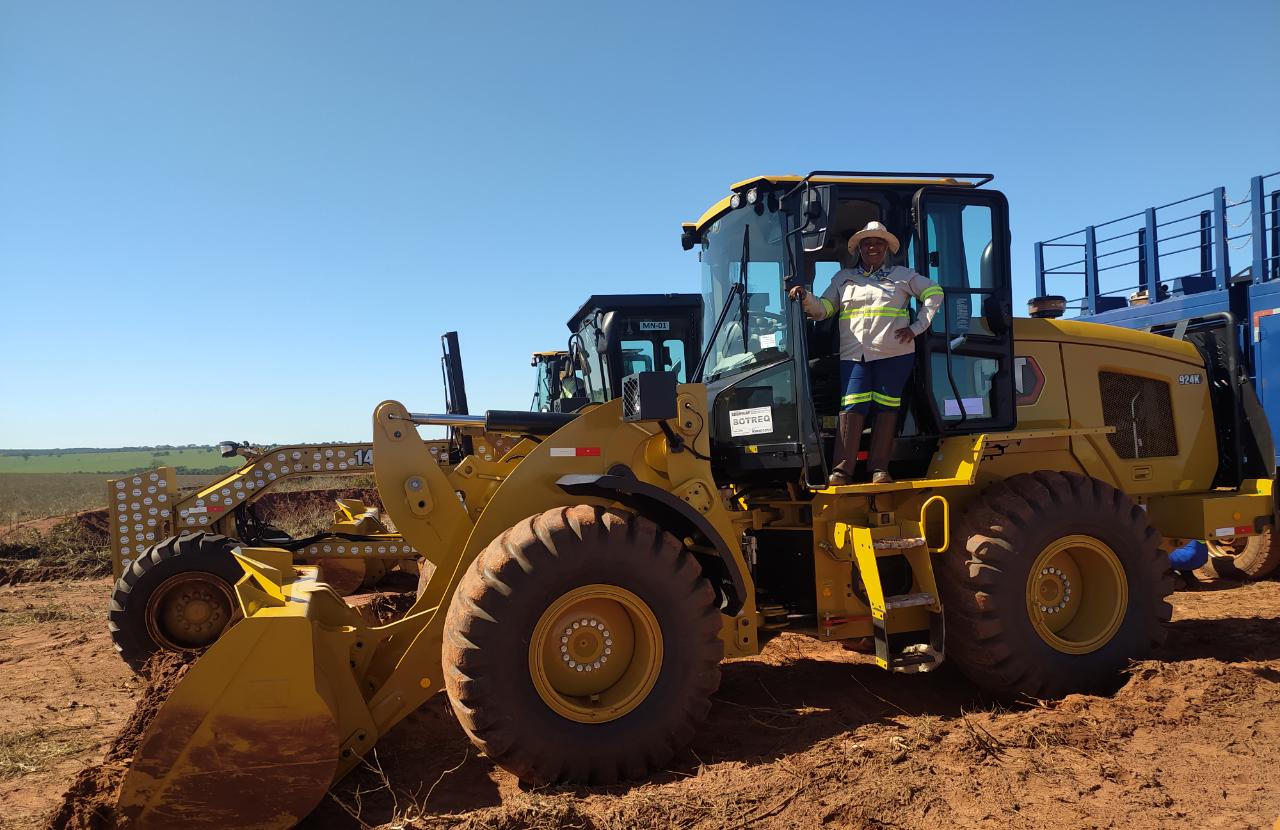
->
[1035, 171, 1280, 317]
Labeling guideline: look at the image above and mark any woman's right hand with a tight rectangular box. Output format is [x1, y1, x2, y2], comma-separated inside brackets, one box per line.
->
[787, 286, 807, 302]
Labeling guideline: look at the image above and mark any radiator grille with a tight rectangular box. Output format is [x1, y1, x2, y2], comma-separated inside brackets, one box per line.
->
[1099, 372, 1177, 459]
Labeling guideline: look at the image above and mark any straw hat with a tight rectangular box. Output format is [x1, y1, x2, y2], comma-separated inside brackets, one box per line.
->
[848, 221, 900, 255]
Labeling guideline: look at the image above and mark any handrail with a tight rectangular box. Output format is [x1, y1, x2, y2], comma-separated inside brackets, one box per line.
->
[920, 495, 950, 554]
[1035, 172, 1278, 313]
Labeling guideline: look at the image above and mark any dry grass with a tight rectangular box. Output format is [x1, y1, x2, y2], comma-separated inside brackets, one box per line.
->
[271, 501, 344, 538]
[0, 726, 95, 781]
[271, 473, 378, 493]
[0, 600, 98, 628]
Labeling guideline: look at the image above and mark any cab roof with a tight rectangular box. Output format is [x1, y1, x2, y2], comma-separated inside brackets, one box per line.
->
[684, 172, 991, 235]
[566, 293, 702, 331]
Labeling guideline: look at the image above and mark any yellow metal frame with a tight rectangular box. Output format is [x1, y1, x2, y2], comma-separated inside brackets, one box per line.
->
[1144, 478, 1274, 541]
[106, 431, 522, 580]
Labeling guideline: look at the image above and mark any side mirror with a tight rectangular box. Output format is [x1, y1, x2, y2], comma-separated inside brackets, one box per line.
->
[800, 185, 831, 253]
[983, 295, 1013, 334]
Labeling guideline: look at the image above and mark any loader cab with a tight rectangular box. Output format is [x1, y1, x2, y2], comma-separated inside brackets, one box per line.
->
[530, 351, 574, 412]
[566, 293, 704, 408]
[686, 173, 1015, 486]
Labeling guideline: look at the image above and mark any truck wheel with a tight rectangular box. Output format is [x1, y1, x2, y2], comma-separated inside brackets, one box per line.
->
[108, 532, 244, 671]
[939, 471, 1173, 698]
[1202, 528, 1280, 580]
[443, 505, 722, 785]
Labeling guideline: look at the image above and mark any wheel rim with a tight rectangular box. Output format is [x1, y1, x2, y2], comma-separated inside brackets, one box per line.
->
[145, 572, 236, 651]
[1026, 535, 1127, 655]
[529, 584, 663, 724]
[1206, 537, 1247, 558]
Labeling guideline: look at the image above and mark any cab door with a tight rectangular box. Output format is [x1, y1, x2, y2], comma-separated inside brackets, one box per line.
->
[910, 187, 1016, 433]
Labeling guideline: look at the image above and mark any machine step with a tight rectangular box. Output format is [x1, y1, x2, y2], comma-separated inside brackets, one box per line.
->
[884, 592, 936, 610]
[889, 643, 942, 670]
[872, 536, 926, 550]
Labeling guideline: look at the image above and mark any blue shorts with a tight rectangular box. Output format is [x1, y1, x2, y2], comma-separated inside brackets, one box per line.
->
[839, 354, 915, 413]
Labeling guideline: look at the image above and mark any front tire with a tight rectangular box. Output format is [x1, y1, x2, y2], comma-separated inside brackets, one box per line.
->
[939, 471, 1173, 698]
[442, 505, 722, 785]
[108, 532, 243, 671]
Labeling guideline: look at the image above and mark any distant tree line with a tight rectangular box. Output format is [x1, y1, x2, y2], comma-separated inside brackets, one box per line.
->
[0, 444, 218, 457]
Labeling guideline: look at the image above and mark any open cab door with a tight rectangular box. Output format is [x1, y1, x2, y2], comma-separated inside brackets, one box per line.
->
[910, 186, 1016, 435]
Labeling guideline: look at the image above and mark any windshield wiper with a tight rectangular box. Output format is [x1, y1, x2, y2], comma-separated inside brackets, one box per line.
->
[692, 224, 752, 383]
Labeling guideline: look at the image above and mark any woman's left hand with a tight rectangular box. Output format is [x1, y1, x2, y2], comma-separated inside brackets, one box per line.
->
[893, 326, 915, 344]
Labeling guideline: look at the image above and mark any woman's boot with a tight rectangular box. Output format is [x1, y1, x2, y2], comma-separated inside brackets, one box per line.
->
[867, 409, 900, 484]
[828, 410, 866, 486]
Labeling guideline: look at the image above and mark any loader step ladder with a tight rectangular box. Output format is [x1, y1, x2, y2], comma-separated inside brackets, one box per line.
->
[845, 496, 950, 673]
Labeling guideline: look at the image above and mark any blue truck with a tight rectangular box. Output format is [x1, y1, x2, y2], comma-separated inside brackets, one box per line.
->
[1033, 170, 1280, 579]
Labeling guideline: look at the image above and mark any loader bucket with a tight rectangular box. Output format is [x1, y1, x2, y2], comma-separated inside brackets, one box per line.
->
[117, 553, 359, 829]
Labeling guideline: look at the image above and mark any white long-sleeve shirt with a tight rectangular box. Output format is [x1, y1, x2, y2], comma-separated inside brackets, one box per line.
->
[801, 265, 944, 362]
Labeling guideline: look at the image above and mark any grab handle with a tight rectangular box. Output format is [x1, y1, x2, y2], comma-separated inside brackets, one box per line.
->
[920, 495, 950, 554]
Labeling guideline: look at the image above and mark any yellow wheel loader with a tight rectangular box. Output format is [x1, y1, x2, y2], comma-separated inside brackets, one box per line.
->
[115, 172, 1276, 829]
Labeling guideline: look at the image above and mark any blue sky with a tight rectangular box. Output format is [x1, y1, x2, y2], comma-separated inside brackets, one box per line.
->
[2, 0, 1277, 448]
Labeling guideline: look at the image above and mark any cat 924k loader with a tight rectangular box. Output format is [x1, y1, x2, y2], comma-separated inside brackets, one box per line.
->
[115, 172, 1276, 829]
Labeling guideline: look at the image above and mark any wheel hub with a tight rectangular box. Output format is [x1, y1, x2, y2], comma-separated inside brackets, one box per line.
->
[530, 584, 662, 723]
[1026, 535, 1126, 655]
[1032, 567, 1072, 614]
[560, 617, 614, 672]
[147, 573, 235, 651]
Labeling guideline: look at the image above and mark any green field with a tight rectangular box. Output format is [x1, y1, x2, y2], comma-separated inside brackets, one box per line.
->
[0, 448, 242, 475]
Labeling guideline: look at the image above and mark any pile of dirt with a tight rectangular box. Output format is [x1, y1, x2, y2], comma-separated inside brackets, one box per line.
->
[44, 652, 194, 830]
[0, 512, 111, 586]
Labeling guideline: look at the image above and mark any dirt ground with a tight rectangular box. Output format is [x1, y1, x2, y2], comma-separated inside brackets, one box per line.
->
[3, 577, 1278, 830]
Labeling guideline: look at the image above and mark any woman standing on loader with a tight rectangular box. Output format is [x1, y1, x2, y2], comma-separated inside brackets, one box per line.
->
[788, 221, 944, 484]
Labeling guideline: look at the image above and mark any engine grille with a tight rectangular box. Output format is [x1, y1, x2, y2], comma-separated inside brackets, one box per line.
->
[1099, 372, 1177, 459]
[622, 374, 640, 421]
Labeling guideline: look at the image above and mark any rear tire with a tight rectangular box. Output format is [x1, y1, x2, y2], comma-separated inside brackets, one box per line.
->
[442, 505, 722, 785]
[939, 471, 1173, 698]
[1201, 527, 1280, 580]
[108, 532, 243, 671]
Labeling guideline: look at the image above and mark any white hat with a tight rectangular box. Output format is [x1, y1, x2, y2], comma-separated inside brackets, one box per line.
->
[849, 221, 900, 255]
